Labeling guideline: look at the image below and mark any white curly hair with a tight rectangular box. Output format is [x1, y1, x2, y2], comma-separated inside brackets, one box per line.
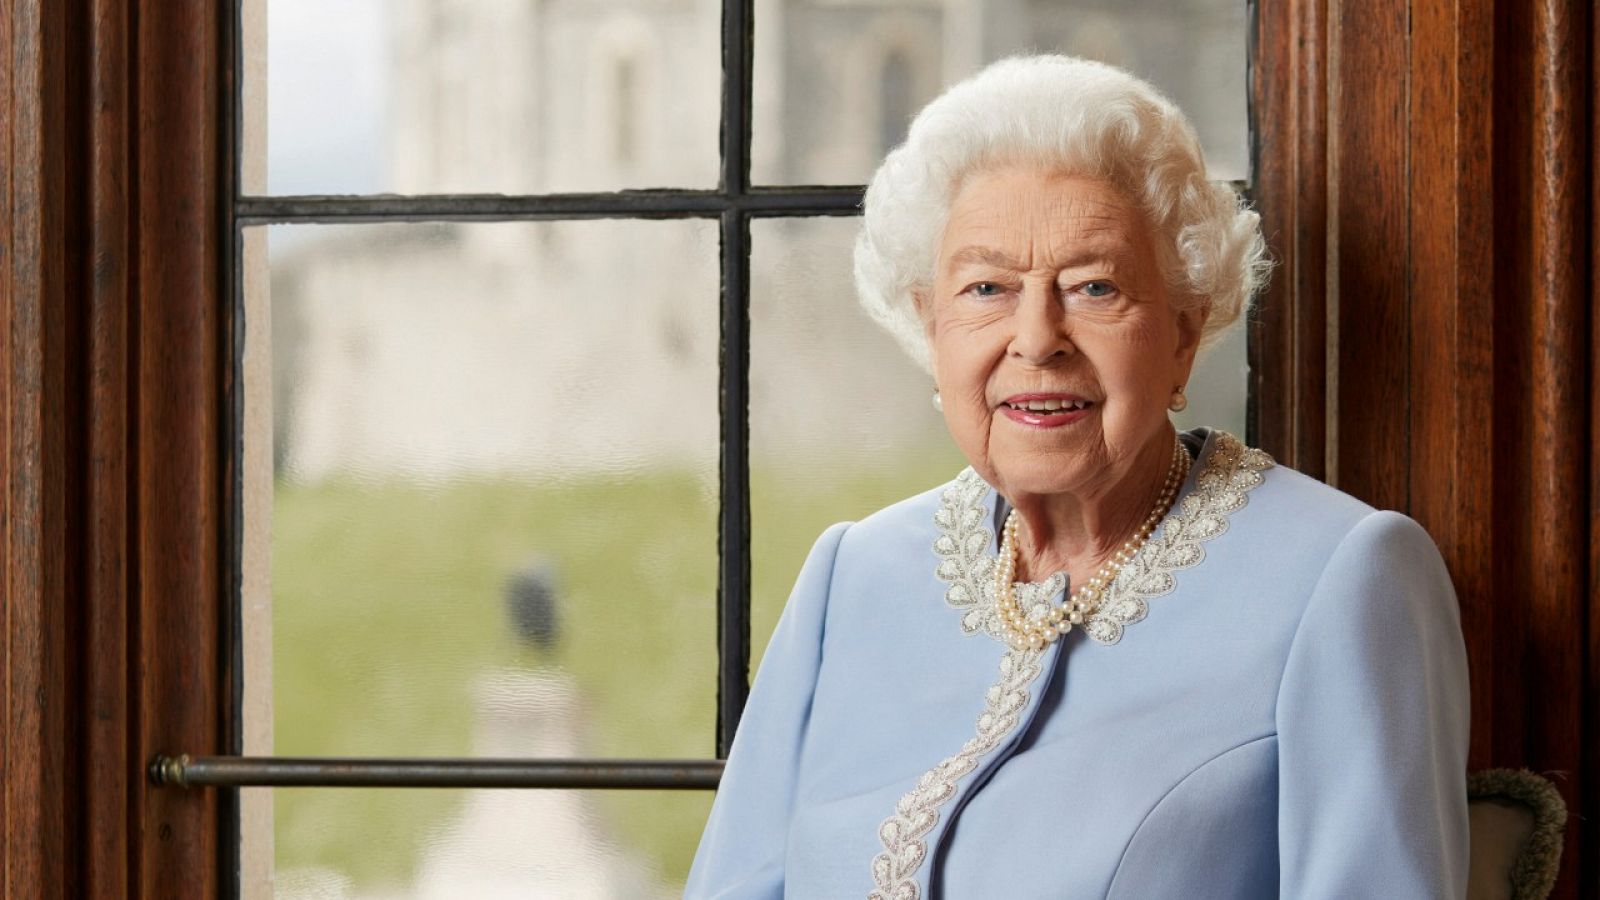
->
[853, 54, 1270, 374]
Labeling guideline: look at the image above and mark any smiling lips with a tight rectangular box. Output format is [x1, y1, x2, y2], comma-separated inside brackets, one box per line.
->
[999, 392, 1096, 428]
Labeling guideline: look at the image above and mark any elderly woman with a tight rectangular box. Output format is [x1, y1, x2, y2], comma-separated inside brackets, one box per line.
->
[686, 55, 1469, 898]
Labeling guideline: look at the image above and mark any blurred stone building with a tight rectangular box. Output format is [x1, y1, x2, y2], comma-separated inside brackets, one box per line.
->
[271, 0, 1247, 482]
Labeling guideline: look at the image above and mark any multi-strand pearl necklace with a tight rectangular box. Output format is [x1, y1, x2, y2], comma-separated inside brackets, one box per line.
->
[994, 437, 1192, 651]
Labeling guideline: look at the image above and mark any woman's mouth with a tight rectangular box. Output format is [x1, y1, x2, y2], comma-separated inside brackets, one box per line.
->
[999, 394, 1097, 428]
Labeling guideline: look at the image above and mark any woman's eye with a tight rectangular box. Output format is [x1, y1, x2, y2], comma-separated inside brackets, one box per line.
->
[968, 282, 1004, 298]
[1079, 280, 1116, 298]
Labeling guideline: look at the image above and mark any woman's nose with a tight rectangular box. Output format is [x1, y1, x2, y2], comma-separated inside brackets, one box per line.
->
[1008, 285, 1072, 365]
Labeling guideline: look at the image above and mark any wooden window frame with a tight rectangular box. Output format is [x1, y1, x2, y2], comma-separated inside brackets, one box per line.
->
[1251, 2, 1596, 895]
[3, 0, 229, 894]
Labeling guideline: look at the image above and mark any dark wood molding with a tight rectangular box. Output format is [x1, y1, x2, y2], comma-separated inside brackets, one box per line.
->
[135, 0, 227, 893]
[2, 0, 227, 896]
[1589, 0, 1599, 887]
[1587, 0, 1600, 883]
[1407, 0, 1496, 774]
[1251, 0, 1329, 476]
[4, 3, 74, 895]
[1329, 0, 1413, 511]
[1256, 0, 1594, 894]
[1509, 2, 1590, 889]
[84, 0, 133, 892]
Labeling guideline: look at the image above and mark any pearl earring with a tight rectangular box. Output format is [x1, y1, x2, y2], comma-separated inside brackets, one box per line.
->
[1168, 386, 1188, 413]
[932, 389, 943, 412]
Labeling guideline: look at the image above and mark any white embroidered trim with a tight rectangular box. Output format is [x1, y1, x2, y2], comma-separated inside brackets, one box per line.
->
[931, 470, 1066, 641]
[867, 431, 1272, 898]
[933, 430, 1273, 646]
[1084, 432, 1273, 643]
[867, 646, 1045, 900]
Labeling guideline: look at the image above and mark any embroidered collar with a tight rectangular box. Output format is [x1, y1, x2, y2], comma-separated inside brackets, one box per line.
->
[931, 430, 1273, 646]
[871, 431, 1273, 899]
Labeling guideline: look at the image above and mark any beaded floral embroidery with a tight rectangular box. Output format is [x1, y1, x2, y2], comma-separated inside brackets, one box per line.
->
[1083, 431, 1273, 643]
[866, 431, 1273, 899]
[933, 430, 1272, 646]
[931, 471, 1066, 640]
[867, 646, 1044, 900]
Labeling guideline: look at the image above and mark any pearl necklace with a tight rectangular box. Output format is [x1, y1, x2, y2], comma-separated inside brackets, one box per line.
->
[994, 437, 1191, 651]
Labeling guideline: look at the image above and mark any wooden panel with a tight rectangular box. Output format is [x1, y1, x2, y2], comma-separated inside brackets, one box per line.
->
[1489, 0, 1537, 772]
[1588, 0, 1599, 885]
[3, 1, 71, 896]
[84, 0, 132, 892]
[1521, 1, 1589, 890]
[1329, 0, 1410, 509]
[1255, 0, 1596, 892]
[134, 0, 224, 894]
[0, 3, 10, 892]
[1250, 0, 1328, 475]
[1407, 0, 1495, 770]
[1484, 2, 1590, 892]
[1, 0, 226, 896]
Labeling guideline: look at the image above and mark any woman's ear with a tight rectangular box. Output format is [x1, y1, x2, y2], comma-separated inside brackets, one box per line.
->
[1173, 301, 1208, 379]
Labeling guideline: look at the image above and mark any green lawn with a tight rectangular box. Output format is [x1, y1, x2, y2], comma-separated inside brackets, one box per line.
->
[272, 448, 966, 892]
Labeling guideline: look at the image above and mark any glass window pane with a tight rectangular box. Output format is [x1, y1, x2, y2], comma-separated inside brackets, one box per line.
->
[252, 218, 719, 766]
[257, 786, 708, 897]
[255, 0, 719, 195]
[752, 0, 1249, 186]
[749, 218, 970, 668]
[1174, 318, 1248, 439]
[247, 218, 720, 895]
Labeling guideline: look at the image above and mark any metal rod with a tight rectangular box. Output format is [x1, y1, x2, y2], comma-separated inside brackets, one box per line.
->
[220, 0, 245, 887]
[236, 187, 863, 225]
[148, 755, 724, 790]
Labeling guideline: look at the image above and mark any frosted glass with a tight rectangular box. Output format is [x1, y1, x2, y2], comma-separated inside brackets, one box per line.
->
[247, 219, 720, 895]
[259, 786, 709, 898]
[752, 0, 1249, 185]
[255, 0, 719, 195]
[749, 218, 970, 668]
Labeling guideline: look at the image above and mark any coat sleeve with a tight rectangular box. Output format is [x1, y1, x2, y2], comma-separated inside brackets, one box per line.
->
[684, 520, 851, 900]
[1276, 510, 1471, 898]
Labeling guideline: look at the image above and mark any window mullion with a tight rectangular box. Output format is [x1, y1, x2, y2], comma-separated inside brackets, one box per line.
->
[715, 0, 756, 759]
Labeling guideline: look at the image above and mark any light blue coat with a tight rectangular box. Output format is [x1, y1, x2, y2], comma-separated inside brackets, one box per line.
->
[686, 429, 1470, 899]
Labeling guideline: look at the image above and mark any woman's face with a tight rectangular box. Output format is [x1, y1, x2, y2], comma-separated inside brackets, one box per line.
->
[919, 166, 1203, 501]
